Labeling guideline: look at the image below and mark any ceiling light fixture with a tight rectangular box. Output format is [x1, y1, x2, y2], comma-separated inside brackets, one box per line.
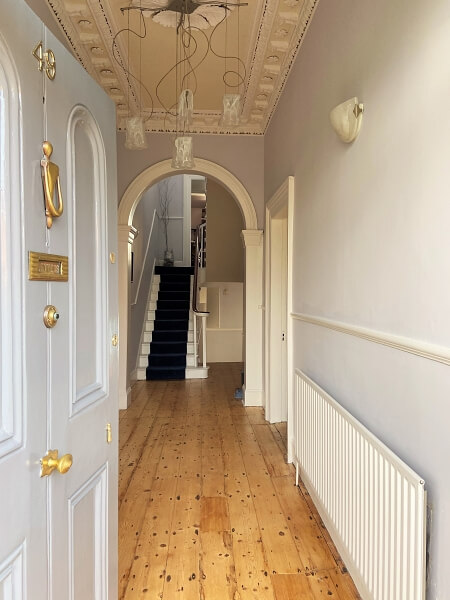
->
[115, 0, 248, 156]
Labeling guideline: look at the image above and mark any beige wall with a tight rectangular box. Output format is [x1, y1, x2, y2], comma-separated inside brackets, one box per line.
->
[265, 1, 450, 596]
[117, 132, 264, 228]
[206, 179, 244, 283]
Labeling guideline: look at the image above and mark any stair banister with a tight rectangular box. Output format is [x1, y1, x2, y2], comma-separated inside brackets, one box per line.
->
[192, 224, 209, 369]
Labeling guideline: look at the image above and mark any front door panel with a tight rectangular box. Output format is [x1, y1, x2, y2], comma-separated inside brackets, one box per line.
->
[70, 108, 108, 414]
[0, 2, 47, 598]
[0, 2, 118, 598]
[68, 465, 108, 599]
[43, 27, 118, 600]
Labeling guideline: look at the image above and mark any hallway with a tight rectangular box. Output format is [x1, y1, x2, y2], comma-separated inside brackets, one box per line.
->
[119, 363, 360, 599]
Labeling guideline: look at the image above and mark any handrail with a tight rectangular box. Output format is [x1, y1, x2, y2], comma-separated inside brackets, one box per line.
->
[192, 224, 209, 370]
[192, 224, 209, 316]
[132, 209, 157, 306]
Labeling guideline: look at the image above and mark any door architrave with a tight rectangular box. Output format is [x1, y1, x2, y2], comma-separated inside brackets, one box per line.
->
[118, 158, 263, 409]
[264, 176, 294, 458]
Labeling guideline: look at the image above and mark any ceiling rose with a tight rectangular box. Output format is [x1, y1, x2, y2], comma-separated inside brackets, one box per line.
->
[130, 0, 234, 29]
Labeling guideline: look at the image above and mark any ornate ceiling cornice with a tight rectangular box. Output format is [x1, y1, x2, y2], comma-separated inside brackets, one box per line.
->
[44, 0, 319, 135]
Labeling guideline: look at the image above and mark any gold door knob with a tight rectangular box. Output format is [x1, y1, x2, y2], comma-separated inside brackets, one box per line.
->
[40, 449, 73, 477]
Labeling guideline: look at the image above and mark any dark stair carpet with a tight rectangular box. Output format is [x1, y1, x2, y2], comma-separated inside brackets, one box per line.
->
[153, 319, 189, 331]
[146, 266, 194, 381]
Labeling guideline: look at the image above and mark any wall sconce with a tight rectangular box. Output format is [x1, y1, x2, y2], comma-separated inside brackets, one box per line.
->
[329, 97, 364, 143]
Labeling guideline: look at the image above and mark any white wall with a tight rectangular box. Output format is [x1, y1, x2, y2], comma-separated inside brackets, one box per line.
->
[157, 175, 187, 265]
[264, 1, 450, 597]
[204, 283, 243, 363]
[128, 184, 160, 376]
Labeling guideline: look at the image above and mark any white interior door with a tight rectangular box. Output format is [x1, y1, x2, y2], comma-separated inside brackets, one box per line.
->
[265, 206, 289, 424]
[280, 217, 288, 418]
[0, 1, 118, 598]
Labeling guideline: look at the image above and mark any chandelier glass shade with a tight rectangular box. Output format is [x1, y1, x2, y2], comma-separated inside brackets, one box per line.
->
[172, 136, 195, 169]
[125, 116, 148, 149]
[221, 93, 241, 128]
[178, 89, 194, 128]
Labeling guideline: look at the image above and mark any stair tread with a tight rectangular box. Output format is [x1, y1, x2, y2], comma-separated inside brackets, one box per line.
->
[148, 352, 187, 357]
[155, 266, 194, 275]
[155, 319, 189, 323]
[146, 365, 186, 371]
[150, 341, 187, 345]
[153, 329, 188, 333]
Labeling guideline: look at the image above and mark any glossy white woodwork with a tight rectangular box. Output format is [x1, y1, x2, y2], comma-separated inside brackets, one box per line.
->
[44, 25, 118, 599]
[67, 107, 108, 415]
[0, 4, 49, 599]
[0, 25, 23, 459]
[0, 544, 24, 599]
[0, 4, 118, 599]
[265, 177, 294, 425]
[69, 465, 108, 600]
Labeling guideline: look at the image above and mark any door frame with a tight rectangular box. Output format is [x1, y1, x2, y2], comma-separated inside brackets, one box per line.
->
[117, 158, 263, 409]
[182, 174, 204, 267]
[264, 177, 294, 449]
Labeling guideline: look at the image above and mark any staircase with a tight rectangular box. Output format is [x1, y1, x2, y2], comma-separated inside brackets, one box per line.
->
[144, 266, 193, 380]
[136, 265, 209, 381]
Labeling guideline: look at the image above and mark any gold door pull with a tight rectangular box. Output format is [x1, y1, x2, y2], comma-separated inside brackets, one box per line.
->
[41, 141, 64, 229]
[40, 449, 73, 478]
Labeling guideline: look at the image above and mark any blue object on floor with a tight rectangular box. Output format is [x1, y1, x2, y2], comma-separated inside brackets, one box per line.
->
[234, 388, 243, 399]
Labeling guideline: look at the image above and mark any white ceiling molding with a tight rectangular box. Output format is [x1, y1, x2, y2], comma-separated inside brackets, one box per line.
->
[44, 0, 319, 135]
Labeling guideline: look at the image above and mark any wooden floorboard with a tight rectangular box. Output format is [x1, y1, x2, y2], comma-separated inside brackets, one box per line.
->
[119, 363, 361, 599]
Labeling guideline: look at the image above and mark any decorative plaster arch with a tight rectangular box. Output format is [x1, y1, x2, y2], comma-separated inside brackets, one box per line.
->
[117, 159, 263, 410]
[118, 158, 258, 230]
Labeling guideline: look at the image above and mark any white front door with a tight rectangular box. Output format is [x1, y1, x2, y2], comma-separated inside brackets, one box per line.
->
[0, 2, 118, 598]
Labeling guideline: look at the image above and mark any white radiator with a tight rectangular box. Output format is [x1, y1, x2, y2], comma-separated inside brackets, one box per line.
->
[293, 370, 426, 600]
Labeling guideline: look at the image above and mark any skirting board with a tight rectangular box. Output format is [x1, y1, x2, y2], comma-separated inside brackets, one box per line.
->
[243, 386, 263, 407]
[119, 387, 131, 410]
[186, 366, 209, 379]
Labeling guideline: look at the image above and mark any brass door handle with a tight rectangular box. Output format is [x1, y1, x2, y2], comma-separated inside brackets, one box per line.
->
[40, 449, 73, 478]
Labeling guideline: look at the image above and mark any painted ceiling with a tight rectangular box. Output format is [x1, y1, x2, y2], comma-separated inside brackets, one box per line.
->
[45, 0, 318, 134]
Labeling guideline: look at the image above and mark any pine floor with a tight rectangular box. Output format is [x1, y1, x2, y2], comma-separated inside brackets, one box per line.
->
[119, 363, 361, 600]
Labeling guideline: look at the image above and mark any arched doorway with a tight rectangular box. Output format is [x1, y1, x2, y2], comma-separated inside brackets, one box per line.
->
[118, 158, 263, 409]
